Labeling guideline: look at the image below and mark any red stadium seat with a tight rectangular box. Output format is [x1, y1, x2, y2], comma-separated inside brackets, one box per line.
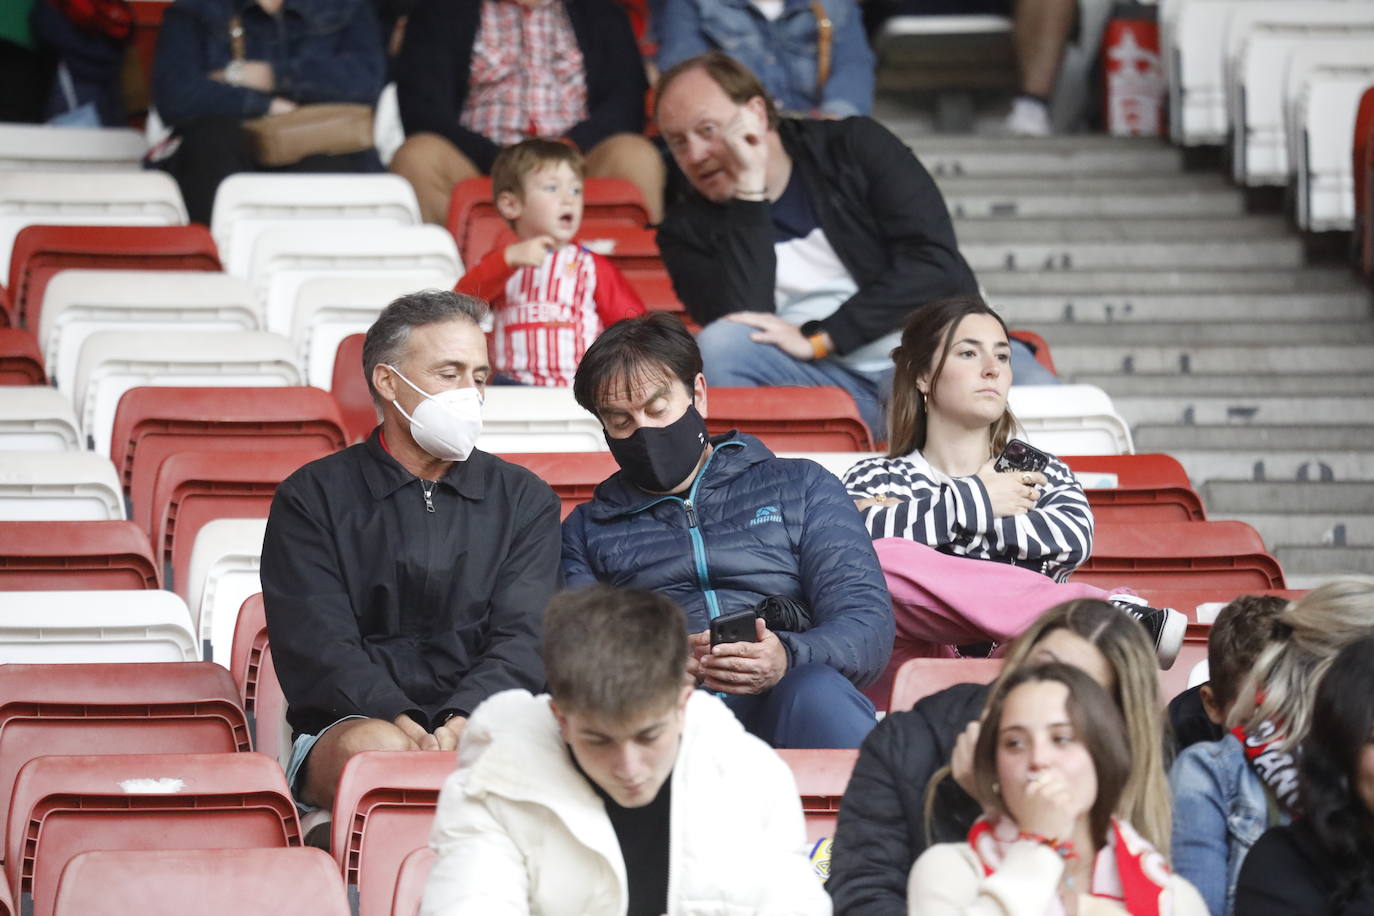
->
[1072, 520, 1285, 591]
[0, 328, 44, 384]
[390, 846, 436, 916]
[1160, 642, 1209, 704]
[0, 520, 160, 590]
[1063, 453, 1206, 522]
[0, 661, 251, 856]
[1354, 86, 1374, 277]
[1008, 329, 1057, 375]
[888, 657, 1004, 713]
[775, 749, 858, 843]
[446, 176, 650, 256]
[332, 333, 378, 444]
[499, 452, 620, 519]
[707, 386, 875, 451]
[331, 750, 456, 916]
[7, 751, 299, 916]
[53, 847, 351, 916]
[622, 270, 689, 318]
[7, 224, 221, 332]
[229, 593, 290, 765]
[1136, 587, 1307, 645]
[112, 386, 347, 530]
[148, 446, 331, 594]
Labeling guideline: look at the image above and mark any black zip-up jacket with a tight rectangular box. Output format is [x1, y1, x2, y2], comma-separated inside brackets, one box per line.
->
[394, 0, 647, 173]
[261, 430, 562, 736]
[656, 115, 977, 356]
[827, 682, 987, 916]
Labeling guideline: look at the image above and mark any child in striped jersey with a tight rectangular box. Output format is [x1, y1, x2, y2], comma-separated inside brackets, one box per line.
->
[455, 139, 645, 387]
[842, 296, 1185, 673]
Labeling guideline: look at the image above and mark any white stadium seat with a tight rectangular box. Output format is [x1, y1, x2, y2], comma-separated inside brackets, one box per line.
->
[0, 387, 81, 452]
[185, 518, 267, 666]
[477, 387, 608, 453]
[1008, 384, 1135, 456]
[0, 590, 198, 663]
[0, 450, 124, 521]
[0, 124, 147, 172]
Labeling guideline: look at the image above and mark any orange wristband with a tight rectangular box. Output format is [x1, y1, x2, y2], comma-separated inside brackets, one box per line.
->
[808, 333, 830, 360]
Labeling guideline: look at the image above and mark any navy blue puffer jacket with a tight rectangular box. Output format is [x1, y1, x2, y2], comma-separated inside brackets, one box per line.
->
[562, 433, 894, 688]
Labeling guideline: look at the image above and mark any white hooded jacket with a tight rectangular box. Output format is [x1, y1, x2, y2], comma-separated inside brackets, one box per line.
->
[420, 689, 832, 916]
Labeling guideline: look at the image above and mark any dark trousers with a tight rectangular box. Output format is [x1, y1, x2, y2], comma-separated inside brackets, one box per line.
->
[155, 115, 385, 225]
[722, 662, 878, 748]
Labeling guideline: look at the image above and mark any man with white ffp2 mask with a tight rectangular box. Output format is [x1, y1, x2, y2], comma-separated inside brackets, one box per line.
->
[261, 289, 562, 836]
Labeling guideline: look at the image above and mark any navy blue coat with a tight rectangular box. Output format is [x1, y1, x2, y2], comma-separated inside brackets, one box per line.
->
[562, 433, 893, 688]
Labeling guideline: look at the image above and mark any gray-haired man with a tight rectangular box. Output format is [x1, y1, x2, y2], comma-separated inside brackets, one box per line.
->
[261, 289, 562, 820]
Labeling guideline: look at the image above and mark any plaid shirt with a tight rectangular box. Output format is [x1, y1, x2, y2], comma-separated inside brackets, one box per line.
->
[460, 0, 589, 146]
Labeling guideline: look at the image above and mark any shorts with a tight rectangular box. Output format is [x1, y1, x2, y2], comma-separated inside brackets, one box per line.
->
[284, 714, 365, 813]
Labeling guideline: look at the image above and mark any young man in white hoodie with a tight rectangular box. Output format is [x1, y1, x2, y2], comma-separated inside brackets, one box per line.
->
[421, 585, 832, 916]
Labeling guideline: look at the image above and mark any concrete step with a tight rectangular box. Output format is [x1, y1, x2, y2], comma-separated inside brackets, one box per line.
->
[962, 238, 1303, 271]
[1114, 396, 1374, 427]
[1162, 449, 1374, 486]
[1030, 321, 1374, 347]
[979, 268, 1359, 295]
[939, 177, 1244, 219]
[1075, 374, 1374, 398]
[957, 216, 1290, 242]
[1275, 545, 1374, 576]
[1214, 514, 1374, 551]
[891, 132, 1178, 155]
[1135, 424, 1374, 452]
[1202, 481, 1374, 513]
[991, 292, 1370, 324]
[910, 145, 1184, 178]
[937, 173, 1232, 195]
[1051, 344, 1374, 375]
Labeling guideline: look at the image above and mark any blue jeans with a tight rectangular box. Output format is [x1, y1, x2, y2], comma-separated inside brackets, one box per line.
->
[722, 663, 877, 748]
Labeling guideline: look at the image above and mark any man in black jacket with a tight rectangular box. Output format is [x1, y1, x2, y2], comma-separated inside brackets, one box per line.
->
[654, 52, 1052, 439]
[260, 289, 561, 818]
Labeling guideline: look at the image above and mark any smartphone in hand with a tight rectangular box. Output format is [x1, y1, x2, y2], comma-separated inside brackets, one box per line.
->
[994, 438, 1051, 474]
[709, 608, 759, 646]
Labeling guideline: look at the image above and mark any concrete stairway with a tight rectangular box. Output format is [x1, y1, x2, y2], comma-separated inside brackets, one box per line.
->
[877, 100, 1374, 587]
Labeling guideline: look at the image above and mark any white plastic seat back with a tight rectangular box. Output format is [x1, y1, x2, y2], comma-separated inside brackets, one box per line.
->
[1295, 69, 1374, 230]
[1231, 24, 1374, 185]
[0, 387, 81, 451]
[185, 518, 267, 667]
[478, 387, 608, 453]
[1008, 384, 1135, 456]
[72, 329, 302, 456]
[40, 270, 261, 395]
[290, 272, 452, 388]
[777, 451, 882, 484]
[1171, 0, 1284, 145]
[0, 124, 147, 171]
[0, 590, 197, 663]
[247, 224, 460, 335]
[0, 450, 124, 521]
[0, 171, 187, 278]
[1187, 659, 1210, 690]
[211, 173, 421, 277]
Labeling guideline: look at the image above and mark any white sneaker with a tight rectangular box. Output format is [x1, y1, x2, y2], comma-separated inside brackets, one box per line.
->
[1109, 594, 1187, 669]
[1004, 97, 1053, 137]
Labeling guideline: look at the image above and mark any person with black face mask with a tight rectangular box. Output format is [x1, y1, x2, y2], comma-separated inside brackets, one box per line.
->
[563, 311, 895, 749]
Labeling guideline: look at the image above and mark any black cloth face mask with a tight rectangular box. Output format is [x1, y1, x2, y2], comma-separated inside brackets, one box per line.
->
[605, 404, 709, 493]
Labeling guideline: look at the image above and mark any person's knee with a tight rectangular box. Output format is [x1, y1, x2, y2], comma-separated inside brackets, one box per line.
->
[697, 318, 762, 381]
[388, 132, 454, 180]
[334, 718, 415, 755]
[587, 133, 662, 174]
[765, 663, 876, 747]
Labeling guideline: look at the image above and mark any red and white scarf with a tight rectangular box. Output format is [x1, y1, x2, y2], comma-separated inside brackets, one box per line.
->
[1231, 719, 1302, 816]
[967, 815, 1176, 916]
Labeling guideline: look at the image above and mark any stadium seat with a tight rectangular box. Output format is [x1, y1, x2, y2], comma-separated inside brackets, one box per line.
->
[446, 176, 650, 257]
[332, 333, 378, 443]
[706, 387, 875, 452]
[0, 450, 123, 521]
[330, 750, 457, 916]
[1161, 641, 1210, 703]
[72, 329, 302, 456]
[229, 593, 291, 767]
[1072, 519, 1286, 591]
[1290, 61, 1374, 231]
[0, 386, 80, 451]
[148, 446, 331, 593]
[246, 224, 461, 336]
[776, 451, 882, 482]
[774, 749, 859, 843]
[478, 387, 607, 452]
[1008, 384, 1134, 456]
[1062, 453, 1206, 522]
[1356, 86, 1374, 274]
[1008, 329, 1057, 375]
[40, 270, 259, 395]
[7, 223, 220, 333]
[0, 521, 159, 590]
[577, 224, 668, 275]
[210, 172, 422, 277]
[52, 847, 350, 916]
[0, 123, 146, 172]
[111, 385, 346, 529]
[888, 657, 1005, 713]
[185, 518, 267, 664]
[390, 846, 436, 916]
[498, 452, 620, 519]
[0, 171, 186, 280]
[1135, 587, 1307, 644]
[0, 589, 197, 663]
[0, 328, 44, 383]
[0, 661, 250, 858]
[6, 751, 299, 916]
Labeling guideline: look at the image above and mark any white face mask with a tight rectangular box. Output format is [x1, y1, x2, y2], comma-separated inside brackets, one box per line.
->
[385, 365, 484, 462]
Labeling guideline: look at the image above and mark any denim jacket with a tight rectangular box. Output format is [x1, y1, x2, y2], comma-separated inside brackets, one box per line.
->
[153, 0, 385, 126]
[1169, 734, 1289, 916]
[653, 0, 874, 116]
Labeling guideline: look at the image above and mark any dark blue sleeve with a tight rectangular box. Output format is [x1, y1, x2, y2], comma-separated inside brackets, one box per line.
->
[776, 461, 894, 687]
[275, 1, 386, 105]
[152, 6, 272, 125]
[560, 505, 601, 588]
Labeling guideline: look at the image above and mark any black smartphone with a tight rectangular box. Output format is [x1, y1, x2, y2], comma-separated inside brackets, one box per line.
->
[710, 608, 759, 646]
[994, 438, 1051, 474]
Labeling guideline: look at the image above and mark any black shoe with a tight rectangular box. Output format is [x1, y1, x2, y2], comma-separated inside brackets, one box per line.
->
[1110, 595, 1186, 669]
